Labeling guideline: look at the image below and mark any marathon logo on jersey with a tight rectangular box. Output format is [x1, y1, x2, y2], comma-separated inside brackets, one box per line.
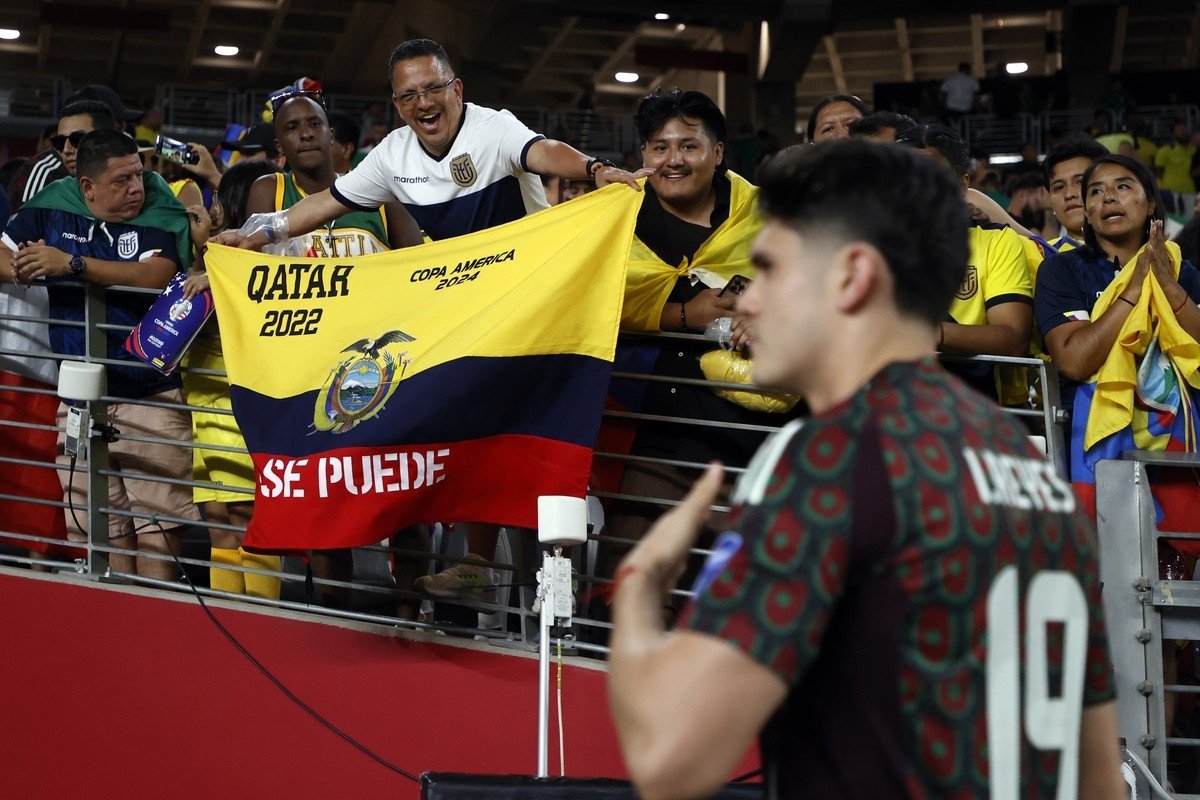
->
[955, 265, 978, 300]
[394, 175, 430, 184]
[962, 447, 1075, 513]
[449, 153, 478, 188]
[117, 231, 139, 260]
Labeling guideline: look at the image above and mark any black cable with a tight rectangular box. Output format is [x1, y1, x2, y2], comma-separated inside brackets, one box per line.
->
[66, 454, 88, 536]
[139, 516, 419, 783]
[67, 457, 164, 542]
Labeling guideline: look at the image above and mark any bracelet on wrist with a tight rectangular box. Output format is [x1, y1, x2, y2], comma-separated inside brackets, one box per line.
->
[1173, 294, 1189, 316]
[1118, 295, 1136, 308]
[680, 300, 690, 332]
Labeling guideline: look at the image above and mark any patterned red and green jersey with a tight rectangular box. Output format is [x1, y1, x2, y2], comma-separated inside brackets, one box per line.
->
[678, 357, 1114, 800]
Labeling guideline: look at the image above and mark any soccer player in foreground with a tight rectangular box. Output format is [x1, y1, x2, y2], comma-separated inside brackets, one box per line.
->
[608, 140, 1124, 800]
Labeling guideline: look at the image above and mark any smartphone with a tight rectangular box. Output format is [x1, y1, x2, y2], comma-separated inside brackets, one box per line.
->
[719, 274, 750, 297]
[155, 134, 200, 166]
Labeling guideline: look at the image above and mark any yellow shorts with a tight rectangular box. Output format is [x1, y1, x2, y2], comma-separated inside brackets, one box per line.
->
[183, 333, 255, 505]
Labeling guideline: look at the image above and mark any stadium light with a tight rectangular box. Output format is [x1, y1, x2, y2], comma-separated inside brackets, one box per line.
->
[214, 44, 240, 57]
[654, 12, 669, 20]
[1005, 62, 1028, 75]
[0, 29, 20, 40]
[615, 72, 640, 83]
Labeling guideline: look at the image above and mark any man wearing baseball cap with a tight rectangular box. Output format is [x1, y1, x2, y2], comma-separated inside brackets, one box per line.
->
[62, 84, 142, 132]
[7, 89, 126, 212]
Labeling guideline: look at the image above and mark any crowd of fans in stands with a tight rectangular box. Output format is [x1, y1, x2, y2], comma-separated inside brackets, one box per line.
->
[2, 47, 1200, 644]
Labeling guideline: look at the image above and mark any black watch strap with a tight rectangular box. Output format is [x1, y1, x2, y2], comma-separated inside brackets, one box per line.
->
[587, 158, 617, 183]
[69, 255, 86, 274]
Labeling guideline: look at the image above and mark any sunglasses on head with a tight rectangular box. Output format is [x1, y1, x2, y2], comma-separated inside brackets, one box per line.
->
[268, 88, 324, 115]
[50, 131, 88, 151]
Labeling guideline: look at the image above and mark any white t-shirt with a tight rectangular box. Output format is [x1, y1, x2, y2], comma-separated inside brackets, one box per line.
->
[331, 103, 550, 241]
[0, 279, 57, 386]
[941, 73, 980, 113]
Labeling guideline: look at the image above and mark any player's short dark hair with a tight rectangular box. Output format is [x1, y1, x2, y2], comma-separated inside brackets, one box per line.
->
[218, 159, 283, 231]
[1080, 153, 1165, 258]
[848, 111, 917, 139]
[757, 140, 969, 326]
[388, 38, 454, 78]
[75, 129, 137, 180]
[895, 123, 970, 177]
[633, 87, 728, 170]
[1042, 134, 1108, 187]
[805, 94, 868, 142]
[58, 100, 116, 132]
[327, 111, 360, 152]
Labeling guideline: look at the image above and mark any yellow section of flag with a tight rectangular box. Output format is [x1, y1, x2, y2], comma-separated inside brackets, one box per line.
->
[205, 184, 643, 400]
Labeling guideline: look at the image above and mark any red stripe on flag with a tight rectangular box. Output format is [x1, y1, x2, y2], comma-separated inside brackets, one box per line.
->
[243, 434, 593, 551]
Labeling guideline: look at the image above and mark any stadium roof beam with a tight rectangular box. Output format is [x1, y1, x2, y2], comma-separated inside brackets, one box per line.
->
[822, 34, 846, 93]
[895, 17, 914, 82]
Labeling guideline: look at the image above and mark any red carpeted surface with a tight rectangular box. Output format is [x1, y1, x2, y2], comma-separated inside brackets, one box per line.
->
[0, 570, 629, 799]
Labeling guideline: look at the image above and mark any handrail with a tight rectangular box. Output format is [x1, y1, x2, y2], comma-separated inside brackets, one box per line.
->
[0, 279, 1071, 659]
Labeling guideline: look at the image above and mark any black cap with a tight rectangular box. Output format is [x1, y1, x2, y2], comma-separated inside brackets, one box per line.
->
[221, 123, 278, 158]
[61, 85, 142, 122]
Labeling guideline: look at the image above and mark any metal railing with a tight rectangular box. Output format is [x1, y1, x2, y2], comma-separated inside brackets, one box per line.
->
[959, 113, 1042, 156]
[1098, 451, 1200, 799]
[956, 104, 1200, 156]
[0, 280, 1069, 656]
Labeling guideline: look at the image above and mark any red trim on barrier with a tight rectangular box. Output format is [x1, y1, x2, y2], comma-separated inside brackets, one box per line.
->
[245, 434, 593, 550]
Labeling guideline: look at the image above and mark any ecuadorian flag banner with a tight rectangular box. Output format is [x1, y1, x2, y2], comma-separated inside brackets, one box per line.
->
[205, 185, 642, 550]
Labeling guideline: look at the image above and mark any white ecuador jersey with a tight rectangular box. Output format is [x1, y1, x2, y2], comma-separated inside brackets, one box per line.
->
[331, 102, 550, 241]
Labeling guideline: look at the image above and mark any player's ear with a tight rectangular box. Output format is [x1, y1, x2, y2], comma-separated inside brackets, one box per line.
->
[834, 243, 882, 314]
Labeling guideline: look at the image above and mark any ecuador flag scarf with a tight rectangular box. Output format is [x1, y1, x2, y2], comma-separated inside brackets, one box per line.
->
[1070, 240, 1200, 551]
[205, 185, 641, 550]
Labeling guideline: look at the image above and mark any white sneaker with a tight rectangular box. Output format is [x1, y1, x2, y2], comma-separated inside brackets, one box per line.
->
[415, 556, 498, 605]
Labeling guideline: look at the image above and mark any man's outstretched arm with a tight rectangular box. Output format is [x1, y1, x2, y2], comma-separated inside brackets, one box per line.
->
[211, 188, 349, 251]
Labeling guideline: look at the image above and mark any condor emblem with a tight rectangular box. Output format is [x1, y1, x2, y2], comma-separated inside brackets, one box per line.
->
[955, 265, 978, 300]
[449, 153, 478, 188]
[117, 231, 139, 259]
[313, 330, 415, 434]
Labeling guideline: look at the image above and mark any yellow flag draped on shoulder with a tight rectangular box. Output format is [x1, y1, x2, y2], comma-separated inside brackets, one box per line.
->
[621, 170, 760, 330]
[204, 185, 641, 551]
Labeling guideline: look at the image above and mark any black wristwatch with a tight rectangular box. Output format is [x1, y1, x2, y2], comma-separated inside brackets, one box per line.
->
[586, 157, 617, 183]
[68, 255, 86, 275]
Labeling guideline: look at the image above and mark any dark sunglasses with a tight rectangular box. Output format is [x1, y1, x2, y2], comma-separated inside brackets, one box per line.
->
[50, 130, 88, 151]
[268, 88, 324, 115]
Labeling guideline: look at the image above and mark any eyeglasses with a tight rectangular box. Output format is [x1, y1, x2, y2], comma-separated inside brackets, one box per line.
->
[392, 77, 456, 108]
[50, 130, 88, 151]
[268, 87, 324, 115]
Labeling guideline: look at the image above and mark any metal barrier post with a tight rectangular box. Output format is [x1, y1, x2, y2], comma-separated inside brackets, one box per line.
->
[1038, 359, 1067, 475]
[84, 285, 110, 576]
[1096, 458, 1162, 775]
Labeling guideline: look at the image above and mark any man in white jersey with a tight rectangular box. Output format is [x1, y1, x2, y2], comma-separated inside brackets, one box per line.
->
[215, 38, 650, 602]
[215, 37, 648, 247]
